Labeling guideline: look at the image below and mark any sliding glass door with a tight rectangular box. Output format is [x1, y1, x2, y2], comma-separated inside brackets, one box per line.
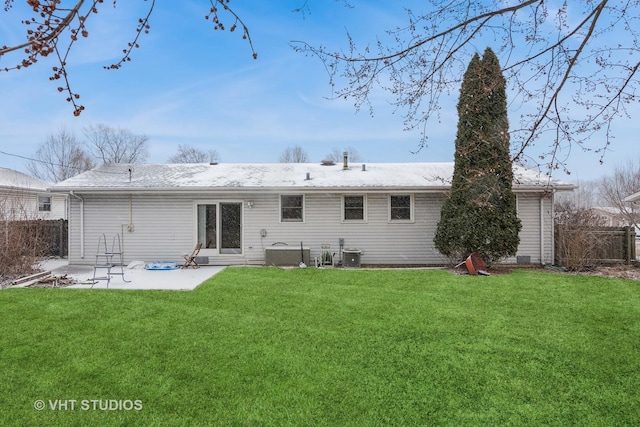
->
[197, 202, 242, 254]
[220, 202, 242, 254]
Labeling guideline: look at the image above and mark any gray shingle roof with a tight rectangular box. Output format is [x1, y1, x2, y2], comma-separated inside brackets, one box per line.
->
[50, 162, 574, 193]
[0, 167, 51, 191]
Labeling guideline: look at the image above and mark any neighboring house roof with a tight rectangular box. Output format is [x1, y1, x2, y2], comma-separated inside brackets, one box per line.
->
[625, 190, 640, 203]
[0, 167, 52, 192]
[590, 206, 625, 215]
[588, 207, 633, 227]
[50, 162, 575, 193]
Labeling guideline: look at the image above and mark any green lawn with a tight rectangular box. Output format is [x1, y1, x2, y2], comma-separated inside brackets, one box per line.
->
[1, 267, 639, 426]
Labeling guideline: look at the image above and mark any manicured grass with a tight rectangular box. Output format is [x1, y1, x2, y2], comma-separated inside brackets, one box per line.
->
[1, 268, 640, 426]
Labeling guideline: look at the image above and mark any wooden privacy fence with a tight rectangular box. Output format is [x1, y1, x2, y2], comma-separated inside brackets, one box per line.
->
[2, 219, 68, 258]
[555, 225, 637, 268]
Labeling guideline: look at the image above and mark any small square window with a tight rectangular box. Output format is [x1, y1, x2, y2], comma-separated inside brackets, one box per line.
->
[38, 195, 51, 212]
[390, 195, 412, 221]
[343, 195, 365, 221]
[281, 195, 304, 222]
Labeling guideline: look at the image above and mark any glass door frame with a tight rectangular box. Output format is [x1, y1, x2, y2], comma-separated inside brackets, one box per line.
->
[193, 200, 244, 256]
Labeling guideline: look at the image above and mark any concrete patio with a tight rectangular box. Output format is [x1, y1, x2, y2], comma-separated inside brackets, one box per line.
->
[40, 259, 226, 290]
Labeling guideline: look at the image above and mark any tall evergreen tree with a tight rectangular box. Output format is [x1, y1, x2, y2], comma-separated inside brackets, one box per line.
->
[434, 48, 521, 262]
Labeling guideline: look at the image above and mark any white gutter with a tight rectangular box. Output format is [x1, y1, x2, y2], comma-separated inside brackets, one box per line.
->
[57, 182, 568, 198]
[69, 191, 84, 259]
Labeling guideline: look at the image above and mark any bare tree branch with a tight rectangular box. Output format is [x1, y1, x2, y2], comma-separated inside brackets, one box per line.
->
[326, 146, 361, 163]
[104, 0, 155, 71]
[0, 0, 86, 56]
[168, 144, 220, 163]
[598, 157, 640, 230]
[1, 0, 257, 115]
[27, 128, 95, 182]
[84, 124, 149, 164]
[279, 146, 309, 163]
[513, 1, 609, 168]
[293, 0, 640, 175]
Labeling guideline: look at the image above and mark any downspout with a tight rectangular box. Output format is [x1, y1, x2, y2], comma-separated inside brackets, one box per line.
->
[70, 191, 85, 259]
[120, 194, 135, 258]
[550, 190, 556, 265]
[540, 195, 545, 265]
[127, 194, 134, 232]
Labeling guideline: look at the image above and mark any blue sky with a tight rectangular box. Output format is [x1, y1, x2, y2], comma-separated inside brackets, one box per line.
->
[0, 1, 636, 182]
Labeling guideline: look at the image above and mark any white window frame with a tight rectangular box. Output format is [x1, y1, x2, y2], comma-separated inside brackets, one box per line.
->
[388, 194, 414, 223]
[280, 194, 305, 223]
[342, 194, 367, 223]
[38, 194, 52, 212]
[193, 200, 244, 256]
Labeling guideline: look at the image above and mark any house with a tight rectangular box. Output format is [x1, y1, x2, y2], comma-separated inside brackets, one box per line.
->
[0, 167, 67, 221]
[588, 206, 632, 227]
[49, 160, 574, 267]
[625, 191, 640, 204]
[623, 191, 640, 240]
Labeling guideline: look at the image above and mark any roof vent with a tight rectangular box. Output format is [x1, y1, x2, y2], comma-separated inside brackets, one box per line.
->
[320, 159, 336, 166]
[343, 152, 349, 170]
[362, 164, 366, 172]
[209, 162, 218, 165]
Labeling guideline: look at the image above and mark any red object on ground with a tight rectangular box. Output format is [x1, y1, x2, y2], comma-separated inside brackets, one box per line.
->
[464, 252, 488, 276]
[464, 256, 477, 275]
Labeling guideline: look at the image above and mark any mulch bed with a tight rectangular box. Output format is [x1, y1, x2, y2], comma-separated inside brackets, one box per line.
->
[577, 264, 640, 281]
[451, 263, 640, 280]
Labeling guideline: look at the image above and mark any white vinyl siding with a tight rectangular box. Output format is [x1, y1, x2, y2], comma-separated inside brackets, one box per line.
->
[50, 194, 67, 219]
[0, 190, 66, 220]
[65, 190, 554, 267]
[247, 192, 445, 265]
[68, 194, 191, 265]
[512, 193, 553, 264]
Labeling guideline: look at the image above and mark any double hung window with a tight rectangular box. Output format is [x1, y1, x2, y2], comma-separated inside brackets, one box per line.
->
[389, 195, 413, 222]
[281, 195, 304, 222]
[343, 195, 366, 221]
[38, 195, 51, 212]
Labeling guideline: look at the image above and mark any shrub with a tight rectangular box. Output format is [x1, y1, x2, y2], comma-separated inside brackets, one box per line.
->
[554, 200, 606, 271]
